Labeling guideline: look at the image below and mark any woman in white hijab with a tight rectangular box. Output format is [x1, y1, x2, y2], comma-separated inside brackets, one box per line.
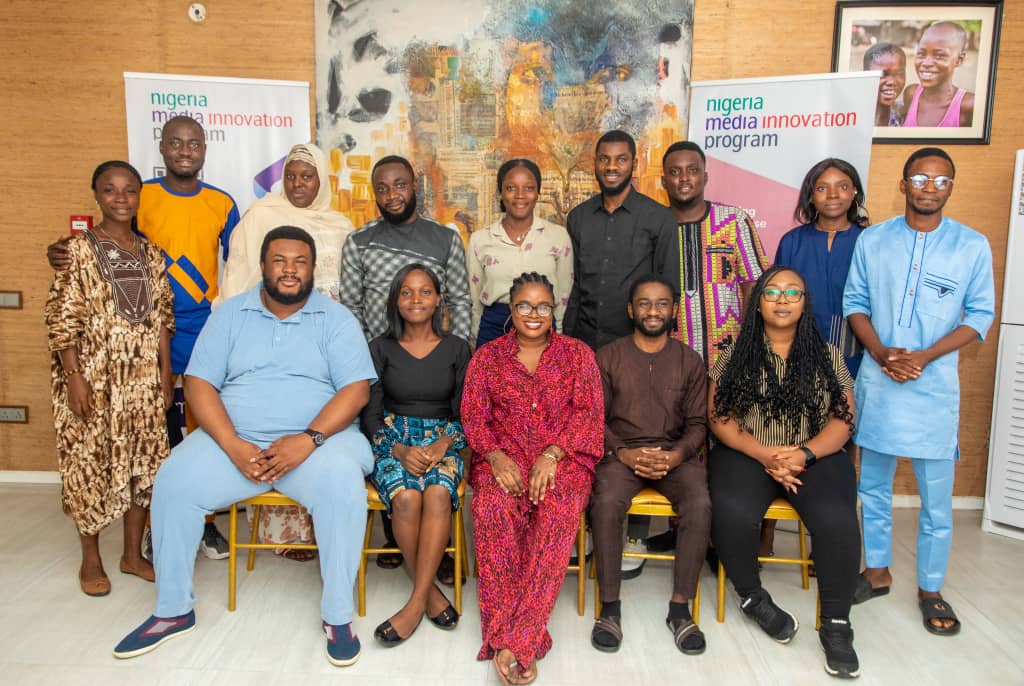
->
[218, 142, 354, 560]
[219, 142, 353, 303]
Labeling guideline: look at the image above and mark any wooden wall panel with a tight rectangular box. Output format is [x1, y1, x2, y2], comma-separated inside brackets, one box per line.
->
[0, 1, 315, 471]
[1, 1, 1019, 498]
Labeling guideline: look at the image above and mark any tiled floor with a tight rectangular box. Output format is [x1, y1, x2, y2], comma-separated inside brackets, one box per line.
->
[1, 483, 1021, 685]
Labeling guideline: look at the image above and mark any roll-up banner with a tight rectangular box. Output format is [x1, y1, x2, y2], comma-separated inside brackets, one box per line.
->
[124, 72, 311, 214]
[688, 72, 879, 260]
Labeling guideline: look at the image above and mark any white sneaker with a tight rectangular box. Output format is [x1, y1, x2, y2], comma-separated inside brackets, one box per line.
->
[621, 537, 647, 579]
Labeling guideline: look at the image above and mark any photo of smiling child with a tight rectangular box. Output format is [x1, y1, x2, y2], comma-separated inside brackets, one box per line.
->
[901, 21, 975, 127]
[863, 43, 907, 127]
[833, 3, 1001, 143]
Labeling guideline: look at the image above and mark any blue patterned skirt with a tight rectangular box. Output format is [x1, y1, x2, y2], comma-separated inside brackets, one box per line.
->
[370, 412, 466, 515]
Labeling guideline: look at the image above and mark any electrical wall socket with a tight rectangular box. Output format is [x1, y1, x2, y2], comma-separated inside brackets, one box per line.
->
[0, 406, 28, 423]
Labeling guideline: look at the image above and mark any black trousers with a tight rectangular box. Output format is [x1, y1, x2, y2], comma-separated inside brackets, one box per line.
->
[709, 444, 859, 619]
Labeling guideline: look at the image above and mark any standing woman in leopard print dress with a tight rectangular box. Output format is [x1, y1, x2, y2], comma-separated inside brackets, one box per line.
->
[45, 161, 175, 597]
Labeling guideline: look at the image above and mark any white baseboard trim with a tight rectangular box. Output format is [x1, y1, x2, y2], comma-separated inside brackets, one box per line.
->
[893, 495, 984, 510]
[0, 470, 60, 484]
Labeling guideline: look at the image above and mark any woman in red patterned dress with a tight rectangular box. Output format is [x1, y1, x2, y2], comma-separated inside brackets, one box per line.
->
[461, 272, 603, 684]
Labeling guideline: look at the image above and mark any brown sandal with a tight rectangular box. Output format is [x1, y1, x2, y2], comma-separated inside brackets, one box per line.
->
[510, 662, 537, 685]
[79, 570, 111, 596]
[493, 649, 515, 686]
[120, 557, 156, 582]
[275, 548, 317, 562]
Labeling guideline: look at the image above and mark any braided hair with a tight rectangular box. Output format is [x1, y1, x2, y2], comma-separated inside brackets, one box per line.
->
[509, 271, 554, 301]
[712, 265, 853, 442]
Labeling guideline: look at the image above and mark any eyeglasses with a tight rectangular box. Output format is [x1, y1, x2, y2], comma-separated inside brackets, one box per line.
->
[163, 138, 204, 152]
[513, 302, 554, 317]
[761, 288, 805, 303]
[905, 174, 952, 190]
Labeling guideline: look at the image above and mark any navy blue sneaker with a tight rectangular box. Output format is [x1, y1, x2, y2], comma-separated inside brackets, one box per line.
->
[323, 621, 361, 666]
[113, 611, 196, 658]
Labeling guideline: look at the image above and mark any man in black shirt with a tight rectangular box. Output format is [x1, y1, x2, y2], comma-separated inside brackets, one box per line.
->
[563, 130, 678, 351]
[564, 130, 678, 577]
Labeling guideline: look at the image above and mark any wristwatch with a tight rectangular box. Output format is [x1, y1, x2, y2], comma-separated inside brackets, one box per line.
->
[800, 446, 817, 468]
[303, 428, 326, 447]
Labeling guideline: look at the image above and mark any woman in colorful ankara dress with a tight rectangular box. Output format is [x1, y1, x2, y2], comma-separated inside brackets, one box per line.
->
[461, 272, 603, 685]
[46, 160, 175, 597]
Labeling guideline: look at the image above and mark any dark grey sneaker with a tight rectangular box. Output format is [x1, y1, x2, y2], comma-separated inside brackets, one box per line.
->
[200, 522, 230, 560]
[739, 588, 798, 643]
[819, 618, 860, 679]
[141, 526, 153, 562]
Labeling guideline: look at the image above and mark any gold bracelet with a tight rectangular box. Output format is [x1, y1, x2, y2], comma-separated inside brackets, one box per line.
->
[62, 367, 82, 378]
[541, 450, 559, 463]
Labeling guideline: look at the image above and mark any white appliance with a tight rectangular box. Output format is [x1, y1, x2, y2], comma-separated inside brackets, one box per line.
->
[983, 149, 1024, 540]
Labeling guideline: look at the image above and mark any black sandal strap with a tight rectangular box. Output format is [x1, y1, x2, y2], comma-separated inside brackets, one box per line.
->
[593, 616, 623, 642]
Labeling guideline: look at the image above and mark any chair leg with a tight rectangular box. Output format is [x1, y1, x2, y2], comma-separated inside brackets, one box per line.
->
[717, 561, 726, 623]
[247, 504, 261, 571]
[453, 506, 463, 616]
[798, 519, 810, 590]
[575, 513, 585, 616]
[357, 510, 375, 617]
[458, 509, 470, 577]
[693, 575, 701, 625]
[228, 503, 238, 612]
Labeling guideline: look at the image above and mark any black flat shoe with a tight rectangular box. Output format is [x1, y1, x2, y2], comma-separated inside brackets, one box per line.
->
[373, 619, 417, 647]
[376, 551, 403, 569]
[427, 603, 460, 630]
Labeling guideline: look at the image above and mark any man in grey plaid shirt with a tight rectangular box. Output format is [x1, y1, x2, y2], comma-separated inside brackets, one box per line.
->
[340, 155, 471, 343]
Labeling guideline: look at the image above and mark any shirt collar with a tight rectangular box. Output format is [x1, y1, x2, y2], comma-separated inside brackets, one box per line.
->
[488, 217, 547, 238]
[240, 284, 330, 320]
[590, 187, 638, 214]
[900, 214, 947, 236]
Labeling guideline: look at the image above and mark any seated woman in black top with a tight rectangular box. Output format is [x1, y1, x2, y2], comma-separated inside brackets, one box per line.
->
[360, 263, 471, 646]
[708, 265, 861, 680]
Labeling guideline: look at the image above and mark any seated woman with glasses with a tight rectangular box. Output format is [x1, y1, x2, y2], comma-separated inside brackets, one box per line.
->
[360, 263, 471, 646]
[708, 265, 863, 680]
[461, 272, 603, 685]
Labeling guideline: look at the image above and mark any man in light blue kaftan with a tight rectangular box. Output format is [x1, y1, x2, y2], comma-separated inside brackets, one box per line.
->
[843, 148, 994, 635]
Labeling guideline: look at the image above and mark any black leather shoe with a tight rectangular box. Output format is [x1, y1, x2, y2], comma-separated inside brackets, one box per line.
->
[374, 619, 416, 647]
[427, 603, 460, 630]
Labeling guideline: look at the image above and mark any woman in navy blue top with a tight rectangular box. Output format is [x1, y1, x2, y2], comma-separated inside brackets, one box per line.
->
[775, 158, 870, 377]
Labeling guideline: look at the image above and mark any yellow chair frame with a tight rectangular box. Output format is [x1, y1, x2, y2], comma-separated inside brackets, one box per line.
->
[715, 498, 819, 629]
[591, 488, 701, 624]
[358, 480, 469, 617]
[227, 490, 318, 611]
[471, 511, 588, 616]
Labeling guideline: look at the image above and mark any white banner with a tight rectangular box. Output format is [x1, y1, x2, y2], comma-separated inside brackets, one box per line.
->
[124, 72, 311, 213]
[687, 72, 879, 260]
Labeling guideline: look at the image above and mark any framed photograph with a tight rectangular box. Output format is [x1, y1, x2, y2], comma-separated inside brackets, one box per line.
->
[831, 1, 1003, 143]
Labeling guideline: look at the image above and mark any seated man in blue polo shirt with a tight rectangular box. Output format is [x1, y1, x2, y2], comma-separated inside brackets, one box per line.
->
[114, 225, 376, 667]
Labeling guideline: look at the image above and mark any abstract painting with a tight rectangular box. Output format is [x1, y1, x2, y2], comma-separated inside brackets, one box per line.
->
[315, 0, 694, 239]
